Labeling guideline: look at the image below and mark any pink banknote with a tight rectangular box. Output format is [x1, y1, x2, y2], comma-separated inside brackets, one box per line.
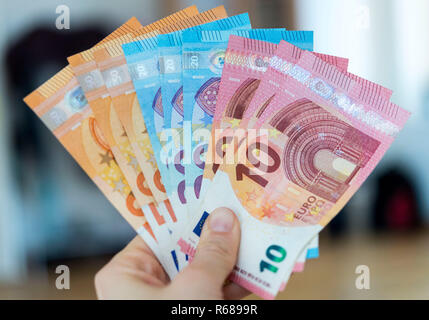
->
[181, 37, 351, 259]
[179, 42, 409, 299]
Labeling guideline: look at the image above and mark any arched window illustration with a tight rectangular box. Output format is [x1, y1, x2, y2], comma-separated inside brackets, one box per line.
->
[255, 94, 275, 119]
[269, 98, 380, 203]
[224, 78, 260, 119]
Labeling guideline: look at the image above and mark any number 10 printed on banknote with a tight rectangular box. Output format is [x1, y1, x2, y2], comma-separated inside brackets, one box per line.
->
[180, 42, 410, 299]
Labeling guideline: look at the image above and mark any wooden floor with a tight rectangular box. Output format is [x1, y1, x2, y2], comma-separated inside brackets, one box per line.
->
[1, 230, 429, 300]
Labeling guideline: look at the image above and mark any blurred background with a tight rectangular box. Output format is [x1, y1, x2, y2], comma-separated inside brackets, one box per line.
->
[0, 0, 428, 299]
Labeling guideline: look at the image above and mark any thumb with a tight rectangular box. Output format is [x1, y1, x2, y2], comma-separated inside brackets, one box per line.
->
[172, 207, 240, 298]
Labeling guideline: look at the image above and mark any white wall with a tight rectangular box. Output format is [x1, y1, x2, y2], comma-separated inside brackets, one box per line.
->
[295, 0, 429, 221]
[0, 0, 26, 283]
[2, 0, 159, 43]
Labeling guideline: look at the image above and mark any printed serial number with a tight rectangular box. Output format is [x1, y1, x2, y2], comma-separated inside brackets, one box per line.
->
[215, 304, 257, 315]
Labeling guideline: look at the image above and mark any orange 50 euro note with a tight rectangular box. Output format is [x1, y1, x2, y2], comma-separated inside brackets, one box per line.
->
[23, 10, 196, 278]
[181, 45, 410, 299]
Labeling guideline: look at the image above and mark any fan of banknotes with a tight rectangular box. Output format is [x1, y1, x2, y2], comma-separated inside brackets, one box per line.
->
[24, 5, 410, 299]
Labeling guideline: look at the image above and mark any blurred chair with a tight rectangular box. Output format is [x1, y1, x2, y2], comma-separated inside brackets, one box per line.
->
[372, 168, 421, 231]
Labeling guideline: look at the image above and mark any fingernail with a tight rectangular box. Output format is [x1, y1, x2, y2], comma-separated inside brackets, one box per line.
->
[209, 209, 234, 233]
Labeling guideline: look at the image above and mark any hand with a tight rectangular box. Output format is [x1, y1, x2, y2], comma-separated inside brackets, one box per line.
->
[95, 207, 249, 300]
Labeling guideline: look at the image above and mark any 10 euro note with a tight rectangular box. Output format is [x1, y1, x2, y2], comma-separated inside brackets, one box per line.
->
[180, 34, 319, 291]
[239, 42, 393, 289]
[179, 47, 410, 299]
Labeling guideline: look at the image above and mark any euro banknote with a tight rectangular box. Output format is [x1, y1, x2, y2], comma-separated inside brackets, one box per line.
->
[22, 5, 411, 300]
[178, 41, 409, 298]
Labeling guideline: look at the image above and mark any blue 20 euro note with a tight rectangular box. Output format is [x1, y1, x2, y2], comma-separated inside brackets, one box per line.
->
[122, 36, 187, 275]
[157, 13, 251, 219]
